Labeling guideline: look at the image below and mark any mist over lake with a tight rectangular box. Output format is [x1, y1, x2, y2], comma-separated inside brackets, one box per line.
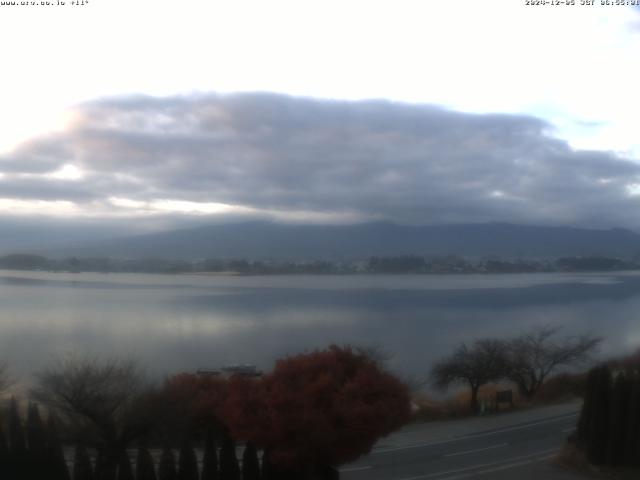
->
[0, 270, 638, 382]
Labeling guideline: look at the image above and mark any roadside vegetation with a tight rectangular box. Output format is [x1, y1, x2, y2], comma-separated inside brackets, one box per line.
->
[0, 345, 411, 480]
[421, 328, 640, 478]
[555, 350, 640, 479]
[429, 325, 601, 413]
[0, 330, 635, 479]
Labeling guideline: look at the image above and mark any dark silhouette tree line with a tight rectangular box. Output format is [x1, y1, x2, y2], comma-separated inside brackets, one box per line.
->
[0, 399, 69, 480]
[575, 363, 640, 467]
[0, 402, 260, 480]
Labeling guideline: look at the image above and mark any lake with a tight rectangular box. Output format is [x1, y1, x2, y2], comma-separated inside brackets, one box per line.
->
[1, 269, 639, 383]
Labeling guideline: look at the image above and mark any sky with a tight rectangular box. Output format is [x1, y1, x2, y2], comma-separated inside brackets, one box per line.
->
[2, 0, 640, 238]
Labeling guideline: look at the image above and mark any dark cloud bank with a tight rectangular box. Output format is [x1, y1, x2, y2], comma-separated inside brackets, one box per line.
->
[1, 92, 640, 236]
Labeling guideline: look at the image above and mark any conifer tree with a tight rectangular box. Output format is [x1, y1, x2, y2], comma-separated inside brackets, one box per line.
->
[201, 430, 219, 480]
[624, 372, 640, 466]
[73, 444, 94, 480]
[177, 438, 198, 480]
[27, 402, 47, 456]
[25, 404, 52, 480]
[587, 365, 612, 465]
[260, 453, 296, 480]
[9, 397, 26, 455]
[260, 452, 274, 480]
[47, 413, 71, 480]
[116, 451, 135, 480]
[219, 433, 240, 480]
[577, 367, 598, 443]
[136, 447, 157, 480]
[0, 423, 8, 480]
[0, 422, 8, 457]
[242, 443, 261, 480]
[605, 373, 629, 465]
[158, 447, 177, 480]
[94, 452, 104, 480]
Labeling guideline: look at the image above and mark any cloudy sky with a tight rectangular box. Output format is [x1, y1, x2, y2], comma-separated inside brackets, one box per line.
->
[2, 0, 640, 236]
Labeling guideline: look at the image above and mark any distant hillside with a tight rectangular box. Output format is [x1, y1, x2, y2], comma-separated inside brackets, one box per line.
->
[48, 222, 640, 260]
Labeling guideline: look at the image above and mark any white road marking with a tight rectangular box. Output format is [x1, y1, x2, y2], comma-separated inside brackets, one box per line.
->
[438, 454, 556, 480]
[443, 442, 508, 458]
[373, 413, 578, 455]
[394, 448, 558, 480]
[339, 465, 372, 472]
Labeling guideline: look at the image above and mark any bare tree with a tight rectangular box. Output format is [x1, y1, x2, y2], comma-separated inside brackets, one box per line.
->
[431, 338, 509, 412]
[506, 325, 601, 401]
[31, 355, 159, 480]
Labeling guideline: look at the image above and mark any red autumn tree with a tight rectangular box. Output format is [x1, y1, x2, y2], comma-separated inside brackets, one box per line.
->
[224, 345, 411, 474]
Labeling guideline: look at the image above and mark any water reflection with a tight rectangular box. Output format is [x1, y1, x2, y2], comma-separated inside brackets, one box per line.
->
[0, 270, 638, 382]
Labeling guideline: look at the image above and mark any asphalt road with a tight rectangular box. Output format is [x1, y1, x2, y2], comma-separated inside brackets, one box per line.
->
[340, 410, 582, 480]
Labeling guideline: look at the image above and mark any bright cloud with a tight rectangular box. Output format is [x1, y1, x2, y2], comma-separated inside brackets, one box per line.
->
[47, 164, 85, 181]
[0, 1, 640, 236]
[1, 93, 640, 230]
[1, 1, 640, 156]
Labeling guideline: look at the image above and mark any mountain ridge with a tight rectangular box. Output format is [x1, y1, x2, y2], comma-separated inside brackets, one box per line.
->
[45, 221, 640, 260]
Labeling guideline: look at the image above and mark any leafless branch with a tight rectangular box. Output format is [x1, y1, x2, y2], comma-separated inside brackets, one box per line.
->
[505, 325, 602, 400]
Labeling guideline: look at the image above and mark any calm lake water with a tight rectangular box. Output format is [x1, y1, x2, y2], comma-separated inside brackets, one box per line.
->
[1, 269, 639, 382]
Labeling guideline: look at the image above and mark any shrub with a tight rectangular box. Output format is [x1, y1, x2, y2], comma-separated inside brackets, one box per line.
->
[224, 345, 411, 473]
